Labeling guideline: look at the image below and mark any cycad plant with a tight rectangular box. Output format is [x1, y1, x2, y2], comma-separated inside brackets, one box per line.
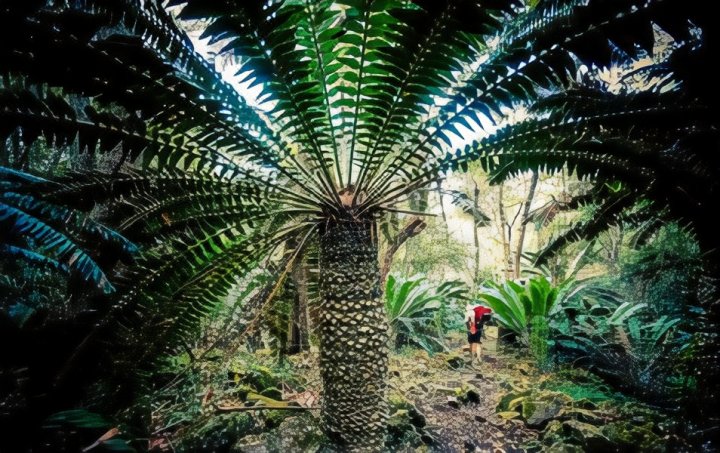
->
[385, 274, 467, 352]
[479, 276, 579, 341]
[557, 299, 686, 401]
[1, 0, 717, 449]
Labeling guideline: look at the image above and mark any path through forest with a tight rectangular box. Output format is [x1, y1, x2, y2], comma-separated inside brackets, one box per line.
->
[386, 338, 538, 452]
[233, 335, 675, 452]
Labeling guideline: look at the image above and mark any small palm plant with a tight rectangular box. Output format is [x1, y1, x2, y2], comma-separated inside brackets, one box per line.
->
[557, 299, 685, 400]
[1, 0, 716, 449]
[385, 274, 468, 352]
[480, 275, 585, 366]
[479, 276, 578, 340]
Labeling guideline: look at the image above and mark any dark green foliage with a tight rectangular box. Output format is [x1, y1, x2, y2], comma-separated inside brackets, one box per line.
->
[1, 167, 136, 293]
[549, 224, 704, 407]
[479, 276, 581, 344]
[499, 366, 690, 451]
[530, 315, 550, 370]
[552, 280, 692, 405]
[542, 368, 621, 404]
[443, 55, 720, 265]
[177, 413, 257, 452]
[616, 223, 702, 318]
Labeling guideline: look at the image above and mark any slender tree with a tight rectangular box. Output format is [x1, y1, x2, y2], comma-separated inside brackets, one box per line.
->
[1, 0, 717, 450]
[514, 171, 539, 277]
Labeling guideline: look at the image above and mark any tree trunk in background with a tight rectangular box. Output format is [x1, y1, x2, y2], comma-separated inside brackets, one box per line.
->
[498, 183, 512, 279]
[319, 220, 389, 451]
[380, 217, 426, 288]
[436, 180, 448, 225]
[288, 255, 310, 354]
[611, 225, 623, 267]
[408, 187, 428, 212]
[473, 182, 481, 286]
[514, 172, 539, 278]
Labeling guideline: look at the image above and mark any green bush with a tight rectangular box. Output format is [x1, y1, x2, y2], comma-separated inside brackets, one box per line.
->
[385, 274, 468, 352]
[177, 413, 257, 452]
[530, 315, 550, 371]
[554, 294, 687, 402]
[479, 276, 579, 341]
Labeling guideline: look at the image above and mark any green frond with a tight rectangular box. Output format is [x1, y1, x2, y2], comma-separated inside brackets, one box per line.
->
[2, 191, 137, 258]
[118, 218, 315, 364]
[444, 189, 492, 226]
[23, 169, 326, 247]
[533, 189, 636, 265]
[439, 87, 711, 187]
[115, 211, 311, 312]
[0, 201, 117, 293]
[169, 0, 342, 197]
[160, 224, 315, 358]
[360, 0, 585, 199]
[133, 1, 283, 143]
[0, 2, 295, 183]
[334, 0, 406, 184]
[532, 194, 667, 264]
[0, 243, 68, 274]
[363, 0, 697, 205]
[2, 166, 138, 293]
[354, 0, 509, 195]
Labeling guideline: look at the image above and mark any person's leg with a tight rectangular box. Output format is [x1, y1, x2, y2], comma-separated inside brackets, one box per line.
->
[475, 341, 482, 361]
[470, 342, 481, 364]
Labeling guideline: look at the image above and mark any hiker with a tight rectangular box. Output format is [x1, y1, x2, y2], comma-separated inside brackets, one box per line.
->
[466, 304, 492, 364]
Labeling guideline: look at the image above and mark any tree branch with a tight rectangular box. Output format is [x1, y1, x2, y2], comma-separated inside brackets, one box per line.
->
[214, 404, 319, 413]
[380, 217, 427, 287]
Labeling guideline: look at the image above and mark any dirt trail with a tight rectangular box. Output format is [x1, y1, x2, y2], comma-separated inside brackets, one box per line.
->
[387, 343, 539, 452]
[415, 369, 536, 451]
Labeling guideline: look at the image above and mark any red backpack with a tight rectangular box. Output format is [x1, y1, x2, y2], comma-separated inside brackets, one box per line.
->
[473, 306, 492, 326]
[470, 306, 492, 333]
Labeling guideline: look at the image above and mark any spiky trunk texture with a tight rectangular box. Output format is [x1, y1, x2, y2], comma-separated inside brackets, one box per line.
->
[319, 220, 389, 451]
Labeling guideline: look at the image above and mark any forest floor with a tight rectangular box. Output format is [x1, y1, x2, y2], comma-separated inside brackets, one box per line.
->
[385, 340, 540, 452]
[234, 340, 541, 452]
[168, 335, 684, 452]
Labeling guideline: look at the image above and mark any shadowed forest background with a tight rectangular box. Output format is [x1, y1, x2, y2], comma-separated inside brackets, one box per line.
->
[1, 0, 719, 451]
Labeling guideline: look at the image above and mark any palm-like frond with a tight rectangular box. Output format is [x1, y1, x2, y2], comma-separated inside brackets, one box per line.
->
[444, 189, 492, 226]
[1, 167, 136, 293]
[441, 82, 716, 253]
[385, 274, 468, 351]
[532, 191, 672, 265]
[360, 0, 693, 205]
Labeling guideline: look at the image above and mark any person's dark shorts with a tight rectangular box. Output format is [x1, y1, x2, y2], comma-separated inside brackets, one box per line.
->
[467, 330, 482, 343]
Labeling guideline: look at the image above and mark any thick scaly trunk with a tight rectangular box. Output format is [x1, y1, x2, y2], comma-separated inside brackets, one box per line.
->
[319, 220, 389, 451]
